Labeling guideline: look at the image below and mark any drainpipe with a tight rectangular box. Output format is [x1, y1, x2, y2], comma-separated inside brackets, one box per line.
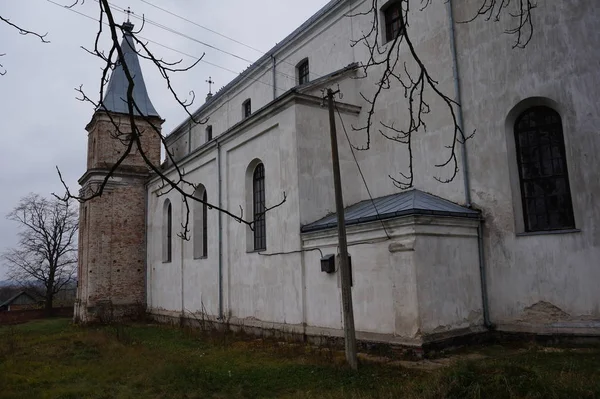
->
[447, 0, 471, 207]
[477, 220, 492, 327]
[447, 1, 491, 328]
[217, 139, 224, 320]
[187, 122, 192, 155]
[144, 188, 150, 312]
[272, 55, 277, 101]
[181, 197, 185, 319]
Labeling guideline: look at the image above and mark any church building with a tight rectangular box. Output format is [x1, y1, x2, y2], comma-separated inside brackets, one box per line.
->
[75, 1, 600, 346]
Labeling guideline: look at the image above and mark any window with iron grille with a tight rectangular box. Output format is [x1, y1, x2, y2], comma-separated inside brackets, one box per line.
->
[206, 125, 213, 142]
[202, 190, 208, 257]
[243, 99, 252, 119]
[253, 163, 266, 251]
[298, 59, 309, 85]
[384, 2, 403, 43]
[514, 106, 575, 232]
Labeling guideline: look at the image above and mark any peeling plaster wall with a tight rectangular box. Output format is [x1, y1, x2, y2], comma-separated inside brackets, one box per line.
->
[148, 103, 304, 324]
[453, 1, 600, 327]
[301, 216, 482, 344]
[145, 0, 600, 339]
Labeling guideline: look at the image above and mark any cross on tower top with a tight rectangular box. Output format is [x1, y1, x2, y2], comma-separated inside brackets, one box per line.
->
[206, 76, 214, 94]
[126, 7, 133, 23]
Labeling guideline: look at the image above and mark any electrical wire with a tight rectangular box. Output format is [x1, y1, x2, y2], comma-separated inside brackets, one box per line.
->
[138, 0, 265, 54]
[258, 247, 324, 258]
[334, 102, 392, 239]
[104, 0, 300, 83]
[45, 0, 289, 93]
[135, 0, 327, 80]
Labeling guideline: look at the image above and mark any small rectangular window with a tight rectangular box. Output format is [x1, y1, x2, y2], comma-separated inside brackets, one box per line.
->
[243, 99, 252, 119]
[384, 3, 403, 43]
[298, 60, 309, 85]
[206, 125, 213, 142]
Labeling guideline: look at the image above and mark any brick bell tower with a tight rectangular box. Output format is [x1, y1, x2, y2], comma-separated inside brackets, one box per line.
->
[74, 21, 163, 323]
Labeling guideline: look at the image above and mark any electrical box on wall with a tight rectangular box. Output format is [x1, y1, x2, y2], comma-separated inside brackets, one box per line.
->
[321, 254, 353, 286]
[321, 254, 335, 273]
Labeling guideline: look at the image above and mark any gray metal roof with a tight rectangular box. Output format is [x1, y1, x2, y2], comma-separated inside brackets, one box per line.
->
[0, 291, 37, 308]
[98, 22, 160, 118]
[301, 190, 479, 233]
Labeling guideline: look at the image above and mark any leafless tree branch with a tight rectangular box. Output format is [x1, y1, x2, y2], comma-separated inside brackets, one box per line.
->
[0, 15, 49, 75]
[349, 0, 534, 189]
[53, 0, 286, 240]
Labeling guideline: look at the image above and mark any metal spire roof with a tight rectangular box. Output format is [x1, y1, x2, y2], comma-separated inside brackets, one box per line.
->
[98, 21, 160, 118]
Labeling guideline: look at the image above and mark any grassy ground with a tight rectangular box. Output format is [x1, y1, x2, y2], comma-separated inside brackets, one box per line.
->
[1, 319, 599, 399]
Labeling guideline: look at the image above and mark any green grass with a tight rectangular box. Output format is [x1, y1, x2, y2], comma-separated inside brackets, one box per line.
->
[1, 319, 600, 398]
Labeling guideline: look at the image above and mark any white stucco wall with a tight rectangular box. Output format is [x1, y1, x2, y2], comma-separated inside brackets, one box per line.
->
[453, 1, 600, 328]
[146, 0, 600, 340]
[302, 216, 482, 344]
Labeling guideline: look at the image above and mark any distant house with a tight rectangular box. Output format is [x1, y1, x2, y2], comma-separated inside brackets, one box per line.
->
[0, 292, 39, 311]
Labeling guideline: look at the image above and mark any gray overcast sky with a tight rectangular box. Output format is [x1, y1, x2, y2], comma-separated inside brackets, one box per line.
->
[0, 0, 332, 279]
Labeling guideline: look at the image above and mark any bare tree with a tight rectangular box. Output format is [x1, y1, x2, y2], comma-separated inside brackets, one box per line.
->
[50, 0, 286, 241]
[349, 0, 535, 188]
[1, 1, 536, 236]
[1, 194, 78, 312]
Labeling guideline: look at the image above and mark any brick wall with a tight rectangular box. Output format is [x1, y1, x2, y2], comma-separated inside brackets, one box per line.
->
[86, 113, 162, 170]
[76, 112, 161, 322]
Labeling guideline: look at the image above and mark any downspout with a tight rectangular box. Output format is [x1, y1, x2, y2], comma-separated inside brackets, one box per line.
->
[447, 0, 491, 328]
[272, 55, 277, 101]
[187, 122, 192, 155]
[477, 220, 491, 327]
[447, 0, 471, 207]
[181, 196, 185, 320]
[217, 139, 224, 320]
[144, 187, 150, 313]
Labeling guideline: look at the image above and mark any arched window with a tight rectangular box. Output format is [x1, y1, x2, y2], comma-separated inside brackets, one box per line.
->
[163, 200, 172, 262]
[193, 186, 208, 258]
[252, 163, 266, 251]
[243, 99, 252, 119]
[514, 106, 575, 232]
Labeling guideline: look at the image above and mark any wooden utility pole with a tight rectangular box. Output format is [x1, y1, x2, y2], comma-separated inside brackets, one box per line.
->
[326, 88, 358, 370]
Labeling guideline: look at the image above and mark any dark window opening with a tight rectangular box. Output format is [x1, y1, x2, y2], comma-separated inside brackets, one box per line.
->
[206, 125, 213, 142]
[298, 59, 309, 85]
[514, 106, 575, 232]
[243, 99, 252, 119]
[253, 163, 266, 251]
[166, 203, 172, 262]
[202, 190, 208, 257]
[384, 2, 404, 43]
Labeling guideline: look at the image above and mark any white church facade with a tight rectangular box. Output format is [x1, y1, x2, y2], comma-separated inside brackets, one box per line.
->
[76, 0, 600, 346]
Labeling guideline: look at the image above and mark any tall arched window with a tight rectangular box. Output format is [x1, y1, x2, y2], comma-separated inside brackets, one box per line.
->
[253, 163, 266, 251]
[514, 106, 575, 232]
[163, 200, 172, 262]
[193, 186, 208, 259]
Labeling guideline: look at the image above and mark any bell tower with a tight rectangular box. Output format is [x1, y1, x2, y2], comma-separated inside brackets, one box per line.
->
[75, 21, 163, 322]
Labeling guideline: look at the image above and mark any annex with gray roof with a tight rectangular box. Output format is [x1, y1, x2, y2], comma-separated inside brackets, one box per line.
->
[301, 189, 479, 233]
